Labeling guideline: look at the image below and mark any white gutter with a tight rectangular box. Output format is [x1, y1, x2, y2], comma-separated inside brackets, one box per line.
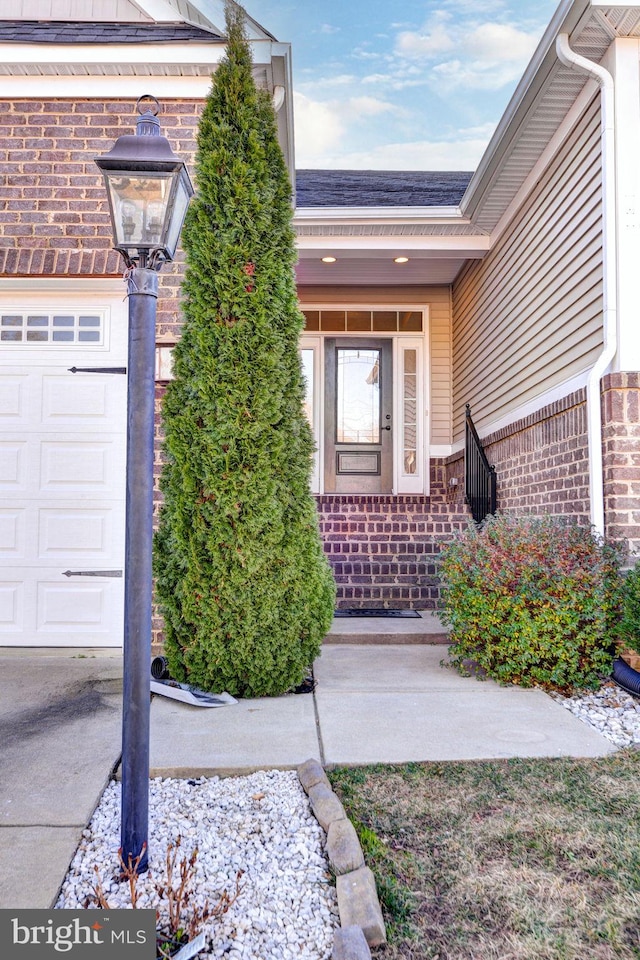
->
[556, 33, 617, 539]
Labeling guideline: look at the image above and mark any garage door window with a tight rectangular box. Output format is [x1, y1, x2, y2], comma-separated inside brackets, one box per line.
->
[1, 314, 103, 344]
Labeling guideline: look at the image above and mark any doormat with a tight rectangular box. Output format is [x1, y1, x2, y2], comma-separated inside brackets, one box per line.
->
[334, 608, 422, 618]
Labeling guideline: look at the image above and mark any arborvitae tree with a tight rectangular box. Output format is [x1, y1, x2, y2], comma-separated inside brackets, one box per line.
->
[153, 2, 335, 697]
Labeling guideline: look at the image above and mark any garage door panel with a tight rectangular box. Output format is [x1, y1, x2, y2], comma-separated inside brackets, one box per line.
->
[38, 581, 104, 629]
[0, 441, 28, 489]
[41, 374, 126, 427]
[38, 505, 118, 560]
[0, 571, 122, 646]
[0, 508, 26, 559]
[39, 437, 125, 496]
[37, 577, 122, 646]
[0, 582, 23, 632]
[0, 374, 29, 422]
[0, 297, 127, 646]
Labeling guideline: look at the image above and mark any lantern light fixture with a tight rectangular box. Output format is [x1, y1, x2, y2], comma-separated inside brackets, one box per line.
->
[95, 95, 194, 270]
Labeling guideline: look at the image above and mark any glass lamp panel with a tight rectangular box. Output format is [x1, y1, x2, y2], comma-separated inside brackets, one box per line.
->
[164, 174, 192, 259]
[104, 172, 174, 249]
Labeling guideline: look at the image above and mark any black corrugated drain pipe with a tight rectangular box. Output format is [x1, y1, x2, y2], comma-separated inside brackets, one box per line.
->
[151, 656, 170, 680]
[612, 657, 640, 698]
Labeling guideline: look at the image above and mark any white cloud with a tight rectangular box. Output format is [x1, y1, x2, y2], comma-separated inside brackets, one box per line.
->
[395, 13, 455, 59]
[344, 96, 396, 118]
[298, 73, 358, 89]
[465, 22, 540, 62]
[305, 134, 489, 171]
[392, 13, 543, 91]
[432, 57, 526, 92]
[294, 92, 400, 167]
[320, 23, 340, 35]
[293, 92, 345, 163]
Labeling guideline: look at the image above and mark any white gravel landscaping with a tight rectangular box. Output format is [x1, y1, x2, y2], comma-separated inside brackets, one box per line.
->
[552, 679, 640, 748]
[55, 770, 339, 960]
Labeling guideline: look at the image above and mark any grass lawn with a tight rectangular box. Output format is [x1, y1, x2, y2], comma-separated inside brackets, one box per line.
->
[328, 751, 640, 960]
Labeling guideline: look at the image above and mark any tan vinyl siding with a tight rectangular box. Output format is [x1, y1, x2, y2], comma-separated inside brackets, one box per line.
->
[452, 94, 603, 442]
[298, 285, 453, 445]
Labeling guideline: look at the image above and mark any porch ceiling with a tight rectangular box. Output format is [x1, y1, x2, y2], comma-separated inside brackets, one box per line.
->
[294, 252, 475, 286]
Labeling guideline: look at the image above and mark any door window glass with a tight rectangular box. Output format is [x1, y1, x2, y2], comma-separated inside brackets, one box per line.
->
[336, 348, 380, 444]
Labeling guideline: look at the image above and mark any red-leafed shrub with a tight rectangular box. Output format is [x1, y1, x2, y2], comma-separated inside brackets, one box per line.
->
[439, 514, 623, 690]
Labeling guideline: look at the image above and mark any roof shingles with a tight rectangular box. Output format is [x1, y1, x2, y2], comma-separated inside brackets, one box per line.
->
[0, 21, 221, 43]
[295, 170, 473, 207]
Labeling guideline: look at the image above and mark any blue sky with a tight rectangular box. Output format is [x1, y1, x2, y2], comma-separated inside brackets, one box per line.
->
[240, 0, 560, 170]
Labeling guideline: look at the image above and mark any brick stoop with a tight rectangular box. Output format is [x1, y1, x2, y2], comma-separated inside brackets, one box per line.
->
[316, 485, 471, 611]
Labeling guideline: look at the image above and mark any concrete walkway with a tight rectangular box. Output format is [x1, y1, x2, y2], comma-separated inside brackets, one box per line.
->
[0, 631, 615, 910]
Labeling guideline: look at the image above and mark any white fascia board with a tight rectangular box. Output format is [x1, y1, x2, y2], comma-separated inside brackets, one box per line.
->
[431, 369, 591, 457]
[468, 370, 591, 443]
[0, 74, 213, 97]
[461, 0, 590, 218]
[295, 206, 466, 225]
[296, 205, 463, 221]
[295, 235, 491, 253]
[0, 40, 278, 69]
[0, 277, 124, 295]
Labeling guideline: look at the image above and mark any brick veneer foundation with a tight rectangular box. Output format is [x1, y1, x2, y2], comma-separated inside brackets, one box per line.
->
[601, 372, 640, 554]
[444, 390, 592, 525]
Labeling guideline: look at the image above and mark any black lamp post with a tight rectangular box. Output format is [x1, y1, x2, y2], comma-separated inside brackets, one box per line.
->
[95, 96, 193, 872]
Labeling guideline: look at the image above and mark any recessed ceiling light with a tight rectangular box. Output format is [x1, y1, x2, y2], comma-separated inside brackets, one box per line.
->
[321, 256, 337, 263]
[394, 256, 409, 264]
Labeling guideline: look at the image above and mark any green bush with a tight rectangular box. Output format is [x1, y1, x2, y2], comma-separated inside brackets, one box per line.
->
[439, 514, 623, 690]
[618, 561, 640, 654]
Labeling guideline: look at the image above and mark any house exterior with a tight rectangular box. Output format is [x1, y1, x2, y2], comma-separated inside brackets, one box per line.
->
[2, 0, 640, 648]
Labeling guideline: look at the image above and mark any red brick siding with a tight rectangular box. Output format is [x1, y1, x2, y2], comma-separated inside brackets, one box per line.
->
[0, 96, 202, 339]
[602, 372, 640, 553]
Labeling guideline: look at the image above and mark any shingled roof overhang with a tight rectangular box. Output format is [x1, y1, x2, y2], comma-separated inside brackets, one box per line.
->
[461, 0, 640, 232]
[293, 172, 490, 286]
[0, 21, 221, 43]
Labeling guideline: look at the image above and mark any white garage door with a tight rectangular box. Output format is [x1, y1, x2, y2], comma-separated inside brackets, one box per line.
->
[0, 296, 127, 647]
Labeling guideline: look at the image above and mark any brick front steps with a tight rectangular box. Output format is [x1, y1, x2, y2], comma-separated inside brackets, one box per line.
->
[316, 491, 470, 610]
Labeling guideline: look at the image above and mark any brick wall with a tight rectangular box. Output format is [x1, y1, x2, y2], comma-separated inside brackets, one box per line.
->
[444, 391, 591, 524]
[0, 96, 202, 340]
[316, 465, 471, 610]
[602, 372, 640, 553]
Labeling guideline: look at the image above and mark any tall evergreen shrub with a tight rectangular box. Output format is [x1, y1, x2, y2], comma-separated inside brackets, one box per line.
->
[153, 2, 335, 697]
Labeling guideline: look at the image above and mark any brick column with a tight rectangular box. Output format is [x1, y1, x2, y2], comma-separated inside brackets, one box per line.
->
[602, 372, 640, 552]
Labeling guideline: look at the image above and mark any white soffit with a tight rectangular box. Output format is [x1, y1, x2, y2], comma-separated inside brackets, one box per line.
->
[462, 1, 640, 233]
[295, 257, 471, 286]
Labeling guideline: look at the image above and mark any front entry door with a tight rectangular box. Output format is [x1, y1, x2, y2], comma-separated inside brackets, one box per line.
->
[324, 338, 392, 493]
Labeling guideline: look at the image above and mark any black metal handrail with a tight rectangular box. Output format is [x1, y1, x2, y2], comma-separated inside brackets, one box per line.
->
[465, 404, 497, 523]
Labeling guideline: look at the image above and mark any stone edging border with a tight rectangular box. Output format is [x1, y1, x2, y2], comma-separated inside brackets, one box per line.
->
[297, 758, 387, 959]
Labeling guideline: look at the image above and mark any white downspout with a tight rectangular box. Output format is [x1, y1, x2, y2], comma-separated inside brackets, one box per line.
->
[556, 34, 617, 539]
